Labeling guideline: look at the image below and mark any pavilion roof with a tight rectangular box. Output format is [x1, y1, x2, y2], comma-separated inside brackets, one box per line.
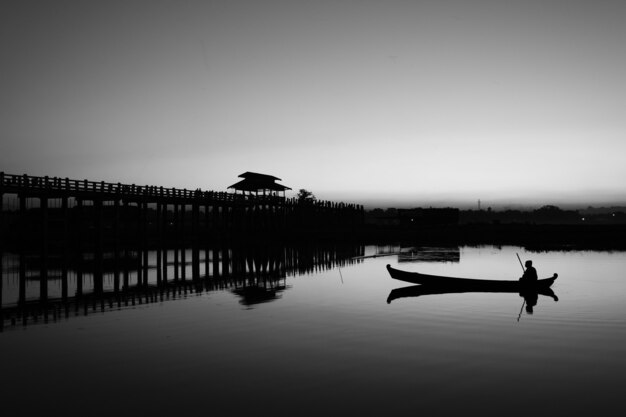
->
[228, 172, 291, 192]
[237, 172, 283, 181]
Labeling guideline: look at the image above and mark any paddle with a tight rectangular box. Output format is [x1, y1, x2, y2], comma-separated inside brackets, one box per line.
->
[516, 253, 525, 273]
[516, 253, 526, 321]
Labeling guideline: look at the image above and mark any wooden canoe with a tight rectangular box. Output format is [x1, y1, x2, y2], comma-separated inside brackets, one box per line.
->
[386, 264, 558, 290]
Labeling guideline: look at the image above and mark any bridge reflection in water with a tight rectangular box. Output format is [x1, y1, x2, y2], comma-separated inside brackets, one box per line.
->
[0, 243, 364, 330]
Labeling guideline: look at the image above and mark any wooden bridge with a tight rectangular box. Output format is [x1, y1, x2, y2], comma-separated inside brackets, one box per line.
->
[0, 172, 365, 249]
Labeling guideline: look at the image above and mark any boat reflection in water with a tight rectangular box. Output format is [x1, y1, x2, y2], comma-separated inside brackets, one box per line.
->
[386, 264, 559, 316]
[387, 283, 558, 307]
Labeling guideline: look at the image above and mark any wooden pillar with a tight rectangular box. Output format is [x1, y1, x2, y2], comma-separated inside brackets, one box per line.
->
[213, 203, 219, 234]
[135, 201, 142, 287]
[232, 197, 239, 233]
[174, 203, 179, 281]
[162, 203, 168, 283]
[205, 201, 210, 237]
[0, 232, 3, 318]
[61, 196, 69, 301]
[204, 247, 210, 281]
[180, 203, 186, 281]
[0, 173, 3, 232]
[76, 254, 83, 298]
[222, 246, 230, 277]
[192, 201, 200, 280]
[141, 199, 148, 286]
[93, 198, 104, 294]
[76, 198, 83, 297]
[123, 199, 130, 289]
[113, 197, 120, 293]
[246, 247, 254, 277]
[40, 194, 49, 301]
[212, 246, 220, 279]
[0, 182, 4, 314]
[156, 201, 162, 285]
[18, 194, 26, 305]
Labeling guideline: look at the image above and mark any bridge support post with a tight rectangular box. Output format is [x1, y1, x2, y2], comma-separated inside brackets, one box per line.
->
[123, 199, 130, 290]
[212, 247, 220, 279]
[156, 201, 162, 285]
[141, 199, 148, 287]
[76, 199, 83, 297]
[174, 203, 179, 282]
[180, 203, 186, 281]
[61, 196, 69, 300]
[162, 202, 168, 283]
[40, 195, 49, 301]
[18, 195, 26, 305]
[192, 201, 200, 280]
[113, 197, 120, 294]
[93, 198, 104, 294]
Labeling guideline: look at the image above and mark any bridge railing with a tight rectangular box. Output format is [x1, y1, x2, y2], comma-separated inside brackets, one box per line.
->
[0, 172, 364, 212]
[1, 172, 256, 202]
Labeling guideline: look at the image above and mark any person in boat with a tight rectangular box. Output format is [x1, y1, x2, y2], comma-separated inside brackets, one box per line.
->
[519, 260, 538, 283]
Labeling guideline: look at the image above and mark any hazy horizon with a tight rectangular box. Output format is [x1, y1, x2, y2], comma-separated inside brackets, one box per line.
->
[2, 0, 625, 208]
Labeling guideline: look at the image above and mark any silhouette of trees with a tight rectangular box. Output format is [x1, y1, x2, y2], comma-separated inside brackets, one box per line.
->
[296, 189, 316, 203]
[533, 205, 579, 224]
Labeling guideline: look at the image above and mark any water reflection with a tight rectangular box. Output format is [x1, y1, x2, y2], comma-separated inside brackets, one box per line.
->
[518, 287, 559, 315]
[387, 283, 558, 306]
[397, 246, 460, 263]
[0, 243, 364, 330]
[2, 245, 626, 416]
[358, 245, 460, 263]
[387, 280, 559, 319]
[232, 285, 287, 307]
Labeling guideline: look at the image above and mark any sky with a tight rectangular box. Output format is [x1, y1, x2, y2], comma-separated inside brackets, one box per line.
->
[1, 0, 625, 208]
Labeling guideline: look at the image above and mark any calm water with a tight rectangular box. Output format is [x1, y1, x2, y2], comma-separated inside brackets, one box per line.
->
[1, 245, 626, 416]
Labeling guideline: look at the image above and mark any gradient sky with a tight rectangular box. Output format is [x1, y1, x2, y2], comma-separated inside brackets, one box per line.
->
[2, 0, 625, 208]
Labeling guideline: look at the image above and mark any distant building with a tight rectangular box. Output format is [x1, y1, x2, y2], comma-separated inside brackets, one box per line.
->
[228, 172, 291, 198]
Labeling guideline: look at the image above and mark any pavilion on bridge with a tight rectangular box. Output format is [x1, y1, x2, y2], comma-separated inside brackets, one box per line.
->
[228, 172, 291, 199]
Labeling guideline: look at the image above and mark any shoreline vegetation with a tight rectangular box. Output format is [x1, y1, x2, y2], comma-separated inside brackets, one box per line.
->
[358, 204, 626, 248]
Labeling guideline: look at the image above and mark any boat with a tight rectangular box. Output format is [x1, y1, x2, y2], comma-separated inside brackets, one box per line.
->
[386, 264, 558, 290]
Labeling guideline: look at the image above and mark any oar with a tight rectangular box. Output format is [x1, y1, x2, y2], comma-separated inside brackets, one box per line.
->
[516, 253, 526, 322]
[516, 253, 525, 272]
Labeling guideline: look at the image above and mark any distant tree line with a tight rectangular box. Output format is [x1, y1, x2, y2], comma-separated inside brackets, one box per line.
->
[366, 205, 626, 226]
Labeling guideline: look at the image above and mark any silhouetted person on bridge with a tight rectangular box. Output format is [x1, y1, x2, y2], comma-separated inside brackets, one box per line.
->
[519, 260, 538, 284]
